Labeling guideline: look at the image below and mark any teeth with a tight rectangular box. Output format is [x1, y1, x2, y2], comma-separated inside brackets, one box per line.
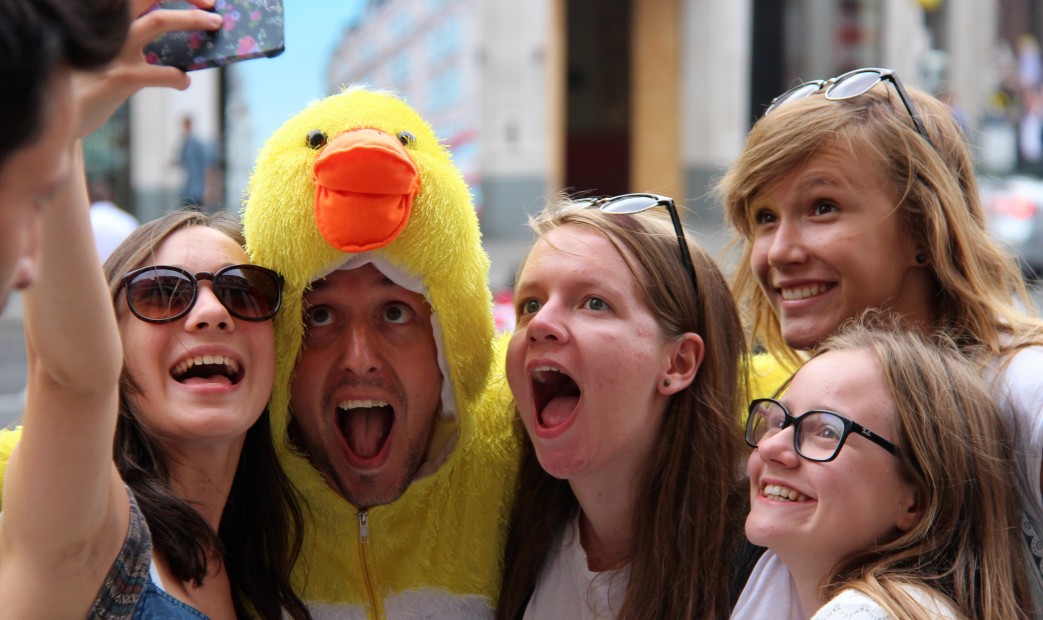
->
[780, 284, 830, 301]
[763, 484, 807, 502]
[338, 400, 390, 410]
[173, 355, 240, 377]
[531, 366, 565, 383]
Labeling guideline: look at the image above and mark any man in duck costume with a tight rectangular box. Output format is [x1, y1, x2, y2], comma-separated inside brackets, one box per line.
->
[242, 87, 519, 618]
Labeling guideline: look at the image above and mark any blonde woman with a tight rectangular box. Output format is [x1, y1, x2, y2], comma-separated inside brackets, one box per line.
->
[717, 67, 1043, 607]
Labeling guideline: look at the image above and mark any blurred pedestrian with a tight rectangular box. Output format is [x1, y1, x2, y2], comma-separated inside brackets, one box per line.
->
[177, 115, 208, 208]
[88, 175, 138, 262]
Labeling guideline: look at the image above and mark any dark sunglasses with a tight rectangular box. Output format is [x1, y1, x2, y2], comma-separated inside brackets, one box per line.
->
[118, 264, 283, 323]
[766, 67, 933, 147]
[575, 193, 698, 292]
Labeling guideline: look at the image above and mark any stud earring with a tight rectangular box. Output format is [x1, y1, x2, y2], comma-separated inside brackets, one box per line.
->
[915, 254, 927, 265]
[662, 379, 671, 387]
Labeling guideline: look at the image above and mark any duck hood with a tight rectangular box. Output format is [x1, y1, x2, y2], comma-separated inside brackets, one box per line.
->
[242, 87, 494, 448]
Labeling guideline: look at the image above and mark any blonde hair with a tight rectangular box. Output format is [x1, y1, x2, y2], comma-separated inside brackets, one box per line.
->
[498, 198, 749, 620]
[716, 83, 1043, 369]
[812, 317, 1032, 619]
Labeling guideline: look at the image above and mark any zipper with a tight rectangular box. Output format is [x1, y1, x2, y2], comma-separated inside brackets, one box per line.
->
[357, 509, 386, 619]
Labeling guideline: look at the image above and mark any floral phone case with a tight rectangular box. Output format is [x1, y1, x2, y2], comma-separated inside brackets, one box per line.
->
[144, 0, 285, 72]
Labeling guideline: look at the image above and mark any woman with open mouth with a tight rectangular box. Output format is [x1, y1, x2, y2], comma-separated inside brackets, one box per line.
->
[3, 204, 310, 619]
[736, 319, 1031, 619]
[496, 194, 754, 619]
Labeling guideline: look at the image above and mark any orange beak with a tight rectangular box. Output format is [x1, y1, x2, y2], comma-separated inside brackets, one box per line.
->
[311, 128, 421, 252]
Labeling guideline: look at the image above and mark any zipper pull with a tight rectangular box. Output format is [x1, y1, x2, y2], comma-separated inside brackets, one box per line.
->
[358, 509, 369, 544]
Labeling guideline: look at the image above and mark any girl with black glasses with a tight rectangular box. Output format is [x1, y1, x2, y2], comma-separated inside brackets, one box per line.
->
[734, 319, 1031, 619]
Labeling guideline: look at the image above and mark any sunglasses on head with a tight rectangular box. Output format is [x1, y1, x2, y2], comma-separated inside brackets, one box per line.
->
[765, 67, 934, 147]
[118, 264, 283, 324]
[574, 193, 698, 292]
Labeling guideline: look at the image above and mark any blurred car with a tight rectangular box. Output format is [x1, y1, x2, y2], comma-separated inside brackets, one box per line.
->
[979, 175, 1043, 279]
[493, 288, 516, 333]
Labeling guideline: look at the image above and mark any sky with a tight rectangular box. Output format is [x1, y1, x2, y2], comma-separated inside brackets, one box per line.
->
[237, 1, 365, 153]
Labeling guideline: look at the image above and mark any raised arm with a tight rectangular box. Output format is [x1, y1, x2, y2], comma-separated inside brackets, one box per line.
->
[0, 2, 222, 616]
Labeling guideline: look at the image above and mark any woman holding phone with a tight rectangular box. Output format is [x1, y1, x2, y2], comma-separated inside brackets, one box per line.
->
[0, 2, 308, 618]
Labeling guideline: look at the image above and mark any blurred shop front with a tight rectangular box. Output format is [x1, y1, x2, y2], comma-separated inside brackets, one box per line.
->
[319, 0, 1007, 241]
[81, 70, 229, 225]
[520, 0, 997, 237]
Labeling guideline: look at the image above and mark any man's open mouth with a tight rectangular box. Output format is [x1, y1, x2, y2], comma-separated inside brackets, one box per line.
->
[337, 399, 394, 465]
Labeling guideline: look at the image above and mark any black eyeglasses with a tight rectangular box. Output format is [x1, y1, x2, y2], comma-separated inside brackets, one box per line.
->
[118, 264, 283, 324]
[745, 398, 897, 462]
[575, 193, 697, 292]
[766, 67, 933, 147]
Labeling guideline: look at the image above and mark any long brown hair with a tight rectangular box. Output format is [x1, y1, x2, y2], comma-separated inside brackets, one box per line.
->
[717, 83, 1043, 368]
[497, 199, 749, 620]
[104, 209, 310, 620]
[814, 319, 1032, 619]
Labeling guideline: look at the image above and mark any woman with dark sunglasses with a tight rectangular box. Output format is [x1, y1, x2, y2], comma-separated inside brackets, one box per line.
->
[497, 196, 755, 619]
[100, 209, 307, 619]
[717, 69, 1043, 611]
[4, 209, 309, 619]
[0, 2, 308, 617]
[736, 319, 1030, 619]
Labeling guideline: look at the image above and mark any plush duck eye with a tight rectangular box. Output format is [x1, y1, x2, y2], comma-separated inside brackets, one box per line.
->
[306, 129, 328, 149]
[396, 131, 416, 148]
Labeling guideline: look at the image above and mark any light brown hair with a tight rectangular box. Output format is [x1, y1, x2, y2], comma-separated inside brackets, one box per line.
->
[497, 199, 749, 620]
[812, 317, 1032, 619]
[716, 84, 1043, 369]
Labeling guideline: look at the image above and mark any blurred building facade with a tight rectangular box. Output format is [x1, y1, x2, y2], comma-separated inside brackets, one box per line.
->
[326, 0, 1007, 239]
[87, 0, 1043, 234]
[84, 65, 247, 225]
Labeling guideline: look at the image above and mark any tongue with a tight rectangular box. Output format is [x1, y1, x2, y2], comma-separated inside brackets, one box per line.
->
[180, 375, 233, 386]
[539, 396, 579, 428]
[343, 407, 392, 459]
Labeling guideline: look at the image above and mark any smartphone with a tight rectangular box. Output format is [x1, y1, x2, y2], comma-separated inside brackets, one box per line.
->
[143, 0, 285, 72]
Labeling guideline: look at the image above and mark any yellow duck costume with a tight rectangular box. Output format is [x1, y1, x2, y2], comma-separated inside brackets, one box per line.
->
[242, 87, 518, 619]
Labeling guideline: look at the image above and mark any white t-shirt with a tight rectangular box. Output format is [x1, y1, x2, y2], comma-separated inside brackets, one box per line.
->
[992, 346, 1043, 606]
[812, 587, 958, 619]
[730, 550, 804, 619]
[523, 517, 629, 620]
[90, 201, 139, 263]
[731, 551, 958, 619]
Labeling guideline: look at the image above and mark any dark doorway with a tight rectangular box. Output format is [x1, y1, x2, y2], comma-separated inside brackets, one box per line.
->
[749, 0, 787, 126]
[564, 0, 631, 197]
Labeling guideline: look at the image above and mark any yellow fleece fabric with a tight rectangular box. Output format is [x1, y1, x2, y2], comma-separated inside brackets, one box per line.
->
[748, 352, 793, 400]
[241, 87, 519, 618]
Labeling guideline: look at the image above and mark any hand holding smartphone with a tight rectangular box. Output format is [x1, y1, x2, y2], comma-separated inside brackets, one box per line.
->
[144, 0, 285, 72]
